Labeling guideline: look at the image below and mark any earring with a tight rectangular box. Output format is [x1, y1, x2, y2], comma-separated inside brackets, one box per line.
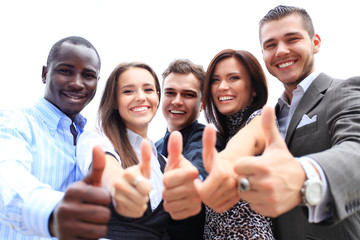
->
[252, 92, 257, 97]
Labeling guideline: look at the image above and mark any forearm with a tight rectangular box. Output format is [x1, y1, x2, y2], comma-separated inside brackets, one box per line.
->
[101, 154, 124, 193]
[220, 116, 265, 163]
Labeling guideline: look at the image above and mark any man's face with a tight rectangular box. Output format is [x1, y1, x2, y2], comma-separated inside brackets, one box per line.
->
[161, 72, 202, 132]
[260, 14, 320, 93]
[42, 42, 100, 120]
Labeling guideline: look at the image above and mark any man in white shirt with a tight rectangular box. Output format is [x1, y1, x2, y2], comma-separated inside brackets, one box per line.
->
[0, 36, 111, 239]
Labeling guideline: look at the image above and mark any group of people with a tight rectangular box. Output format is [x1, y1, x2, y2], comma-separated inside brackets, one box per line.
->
[1, 5, 359, 240]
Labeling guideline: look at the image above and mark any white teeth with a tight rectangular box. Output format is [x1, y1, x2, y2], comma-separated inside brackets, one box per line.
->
[278, 61, 294, 69]
[64, 93, 84, 99]
[132, 107, 148, 112]
[219, 96, 234, 101]
[170, 110, 185, 114]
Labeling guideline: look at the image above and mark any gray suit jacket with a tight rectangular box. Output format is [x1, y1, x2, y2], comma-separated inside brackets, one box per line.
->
[274, 73, 360, 239]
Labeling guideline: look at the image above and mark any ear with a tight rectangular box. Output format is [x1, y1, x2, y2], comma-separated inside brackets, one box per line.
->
[313, 34, 321, 54]
[42, 66, 48, 84]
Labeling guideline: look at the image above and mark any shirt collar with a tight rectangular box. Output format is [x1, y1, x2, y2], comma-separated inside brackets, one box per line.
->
[127, 128, 158, 157]
[278, 71, 321, 108]
[36, 97, 86, 134]
[165, 120, 198, 136]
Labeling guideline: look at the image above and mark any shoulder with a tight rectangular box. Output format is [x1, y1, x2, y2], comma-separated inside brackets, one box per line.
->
[0, 107, 37, 134]
[245, 109, 262, 125]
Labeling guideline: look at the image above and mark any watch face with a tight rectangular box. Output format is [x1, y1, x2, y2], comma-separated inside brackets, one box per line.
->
[305, 180, 323, 205]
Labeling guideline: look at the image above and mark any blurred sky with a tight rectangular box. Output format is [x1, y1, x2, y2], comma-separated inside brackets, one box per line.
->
[1, 0, 359, 140]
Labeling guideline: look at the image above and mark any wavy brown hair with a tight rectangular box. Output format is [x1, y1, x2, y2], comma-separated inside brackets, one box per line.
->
[203, 49, 268, 140]
[98, 62, 160, 168]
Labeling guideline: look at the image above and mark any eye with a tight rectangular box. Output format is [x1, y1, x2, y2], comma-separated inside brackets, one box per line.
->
[182, 93, 196, 98]
[83, 73, 97, 80]
[210, 78, 220, 84]
[264, 43, 275, 50]
[58, 69, 71, 75]
[230, 76, 240, 81]
[288, 37, 300, 43]
[123, 90, 133, 94]
[164, 91, 175, 96]
[145, 88, 155, 93]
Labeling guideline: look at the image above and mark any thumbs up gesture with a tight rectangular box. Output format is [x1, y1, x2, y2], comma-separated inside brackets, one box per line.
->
[234, 105, 305, 217]
[50, 145, 111, 239]
[110, 139, 153, 218]
[194, 125, 240, 213]
[163, 131, 202, 219]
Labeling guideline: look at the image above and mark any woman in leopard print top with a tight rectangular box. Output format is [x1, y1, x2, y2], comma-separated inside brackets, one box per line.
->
[202, 49, 274, 239]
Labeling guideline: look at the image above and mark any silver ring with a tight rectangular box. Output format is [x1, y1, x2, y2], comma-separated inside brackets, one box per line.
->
[133, 176, 144, 187]
[238, 178, 251, 192]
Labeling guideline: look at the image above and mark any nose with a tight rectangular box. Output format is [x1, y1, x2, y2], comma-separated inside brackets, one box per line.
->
[171, 93, 183, 105]
[218, 80, 229, 91]
[135, 89, 146, 101]
[69, 74, 85, 89]
[275, 41, 290, 57]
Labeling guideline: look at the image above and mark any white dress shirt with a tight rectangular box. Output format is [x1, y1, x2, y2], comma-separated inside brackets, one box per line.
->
[0, 98, 86, 239]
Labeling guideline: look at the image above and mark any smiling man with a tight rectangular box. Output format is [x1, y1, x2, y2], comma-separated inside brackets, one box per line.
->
[0, 36, 111, 239]
[156, 59, 223, 240]
[230, 5, 360, 240]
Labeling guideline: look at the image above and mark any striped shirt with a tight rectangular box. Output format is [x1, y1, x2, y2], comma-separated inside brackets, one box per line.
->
[0, 97, 86, 239]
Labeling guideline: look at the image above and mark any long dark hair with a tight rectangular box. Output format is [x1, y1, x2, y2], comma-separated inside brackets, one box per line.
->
[98, 62, 160, 168]
[203, 49, 268, 140]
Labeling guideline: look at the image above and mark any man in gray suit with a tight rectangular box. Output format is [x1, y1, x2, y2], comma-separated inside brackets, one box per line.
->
[234, 5, 360, 239]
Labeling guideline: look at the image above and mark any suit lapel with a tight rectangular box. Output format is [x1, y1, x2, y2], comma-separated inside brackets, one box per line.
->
[285, 73, 333, 144]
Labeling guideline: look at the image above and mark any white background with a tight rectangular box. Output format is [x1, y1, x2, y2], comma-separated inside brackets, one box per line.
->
[1, 0, 359, 141]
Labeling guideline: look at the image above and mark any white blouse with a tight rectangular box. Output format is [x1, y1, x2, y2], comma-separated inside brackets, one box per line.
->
[76, 128, 165, 211]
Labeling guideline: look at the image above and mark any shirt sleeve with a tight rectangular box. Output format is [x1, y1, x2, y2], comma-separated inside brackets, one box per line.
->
[77, 130, 120, 175]
[0, 110, 63, 237]
[299, 156, 332, 223]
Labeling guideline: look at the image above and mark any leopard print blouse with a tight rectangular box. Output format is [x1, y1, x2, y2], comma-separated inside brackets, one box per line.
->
[204, 109, 274, 240]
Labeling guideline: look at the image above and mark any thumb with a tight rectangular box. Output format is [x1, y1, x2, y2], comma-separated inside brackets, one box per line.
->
[202, 124, 217, 173]
[165, 131, 183, 172]
[83, 145, 106, 187]
[262, 105, 286, 149]
[140, 138, 152, 179]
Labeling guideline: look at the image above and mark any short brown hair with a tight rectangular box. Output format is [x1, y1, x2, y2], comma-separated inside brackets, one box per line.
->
[259, 5, 315, 42]
[162, 59, 205, 98]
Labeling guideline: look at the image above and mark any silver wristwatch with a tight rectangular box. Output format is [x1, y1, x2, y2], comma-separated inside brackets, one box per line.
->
[298, 158, 324, 206]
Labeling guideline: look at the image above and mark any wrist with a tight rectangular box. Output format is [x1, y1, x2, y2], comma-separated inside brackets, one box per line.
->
[297, 158, 324, 206]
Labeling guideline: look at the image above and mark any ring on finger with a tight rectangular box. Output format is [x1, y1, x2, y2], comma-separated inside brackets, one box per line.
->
[133, 176, 144, 187]
[238, 177, 251, 192]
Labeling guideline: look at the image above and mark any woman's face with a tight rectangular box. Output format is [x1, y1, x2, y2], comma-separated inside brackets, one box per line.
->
[211, 57, 254, 116]
[116, 67, 159, 136]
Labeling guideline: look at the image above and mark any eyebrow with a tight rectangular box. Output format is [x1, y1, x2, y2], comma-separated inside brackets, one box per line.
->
[212, 72, 240, 78]
[120, 83, 155, 89]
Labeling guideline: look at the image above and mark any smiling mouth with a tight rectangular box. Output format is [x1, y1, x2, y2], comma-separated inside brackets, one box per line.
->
[131, 106, 149, 112]
[170, 110, 185, 115]
[63, 92, 86, 100]
[277, 61, 295, 69]
[219, 96, 234, 102]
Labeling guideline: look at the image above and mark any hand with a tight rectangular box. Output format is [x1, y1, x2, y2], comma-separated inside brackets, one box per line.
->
[194, 125, 240, 213]
[49, 145, 112, 240]
[112, 139, 152, 218]
[234, 105, 305, 217]
[163, 131, 202, 219]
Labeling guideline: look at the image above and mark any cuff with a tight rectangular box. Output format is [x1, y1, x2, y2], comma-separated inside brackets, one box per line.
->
[301, 156, 332, 223]
[23, 187, 64, 237]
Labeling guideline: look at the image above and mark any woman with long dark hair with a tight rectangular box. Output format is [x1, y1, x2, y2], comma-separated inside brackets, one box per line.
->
[77, 62, 171, 239]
